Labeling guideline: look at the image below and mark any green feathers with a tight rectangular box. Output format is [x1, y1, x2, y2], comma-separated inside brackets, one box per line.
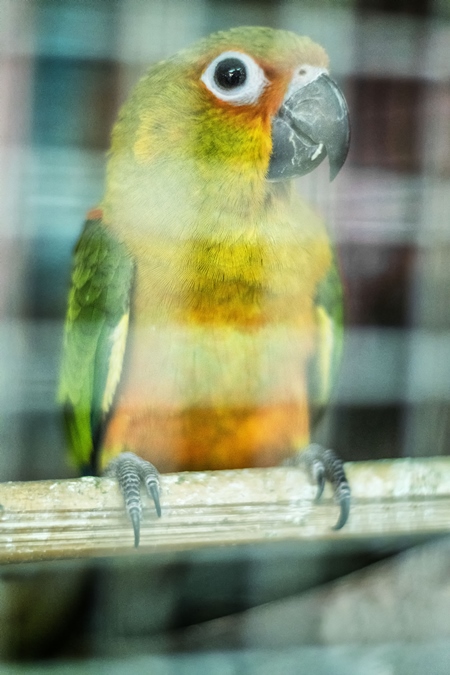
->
[308, 253, 344, 414]
[58, 217, 134, 468]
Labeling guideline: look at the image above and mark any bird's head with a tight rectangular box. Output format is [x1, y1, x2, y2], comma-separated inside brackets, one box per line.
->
[118, 26, 349, 181]
[106, 27, 350, 235]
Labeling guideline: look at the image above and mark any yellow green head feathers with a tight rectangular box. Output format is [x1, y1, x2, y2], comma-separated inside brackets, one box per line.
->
[105, 26, 349, 239]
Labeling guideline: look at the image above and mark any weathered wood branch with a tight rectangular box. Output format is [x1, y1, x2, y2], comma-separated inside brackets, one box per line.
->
[1, 458, 450, 563]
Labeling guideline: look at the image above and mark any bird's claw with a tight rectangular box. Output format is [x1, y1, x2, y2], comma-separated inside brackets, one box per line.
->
[105, 452, 161, 547]
[285, 443, 351, 530]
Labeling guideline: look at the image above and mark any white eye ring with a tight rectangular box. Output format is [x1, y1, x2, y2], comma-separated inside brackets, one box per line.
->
[201, 50, 268, 106]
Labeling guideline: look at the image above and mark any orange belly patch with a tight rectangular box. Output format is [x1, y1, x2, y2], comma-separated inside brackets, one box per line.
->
[100, 401, 310, 472]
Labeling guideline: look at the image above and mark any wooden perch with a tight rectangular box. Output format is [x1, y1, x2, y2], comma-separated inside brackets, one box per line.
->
[1, 457, 450, 564]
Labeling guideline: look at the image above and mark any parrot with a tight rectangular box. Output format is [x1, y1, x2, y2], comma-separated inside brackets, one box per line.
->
[58, 26, 351, 547]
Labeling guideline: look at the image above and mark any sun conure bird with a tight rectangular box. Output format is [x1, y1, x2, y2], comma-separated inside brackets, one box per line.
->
[59, 26, 351, 546]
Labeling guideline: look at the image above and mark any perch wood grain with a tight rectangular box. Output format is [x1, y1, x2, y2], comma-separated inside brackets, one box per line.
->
[1, 458, 450, 563]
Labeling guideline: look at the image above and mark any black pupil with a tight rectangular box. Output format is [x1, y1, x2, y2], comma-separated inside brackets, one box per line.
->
[214, 58, 247, 90]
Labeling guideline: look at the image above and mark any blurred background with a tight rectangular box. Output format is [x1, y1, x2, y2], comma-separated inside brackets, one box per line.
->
[1, 0, 450, 667]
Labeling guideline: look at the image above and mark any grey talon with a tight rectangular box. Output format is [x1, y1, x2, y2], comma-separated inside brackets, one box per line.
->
[333, 487, 351, 531]
[142, 462, 161, 517]
[130, 510, 141, 547]
[148, 483, 161, 518]
[315, 471, 326, 502]
[289, 443, 351, 529]
[104, 452, 161, 546]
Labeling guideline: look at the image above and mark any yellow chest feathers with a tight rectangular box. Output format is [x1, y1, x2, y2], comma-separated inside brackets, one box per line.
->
[130, 232, 332, 328]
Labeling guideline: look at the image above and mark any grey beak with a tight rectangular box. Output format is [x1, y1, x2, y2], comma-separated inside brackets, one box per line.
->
[267, 73, 350, 182]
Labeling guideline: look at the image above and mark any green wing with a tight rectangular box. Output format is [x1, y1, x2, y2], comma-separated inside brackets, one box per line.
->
[308, 253, 344, 424]
[58, 216, 135, 470]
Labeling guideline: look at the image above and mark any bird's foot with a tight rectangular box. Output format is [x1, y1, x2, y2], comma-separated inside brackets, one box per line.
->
[104, 452, 161, 547]
[284, 443, 350, 530]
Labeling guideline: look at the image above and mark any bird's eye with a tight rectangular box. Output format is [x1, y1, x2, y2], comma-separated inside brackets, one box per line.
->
[214, 58, 247, 90]
[201, 51, 268, 105]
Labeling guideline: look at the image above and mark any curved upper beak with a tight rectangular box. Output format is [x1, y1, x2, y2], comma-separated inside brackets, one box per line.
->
[267, 73, 350, 182]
